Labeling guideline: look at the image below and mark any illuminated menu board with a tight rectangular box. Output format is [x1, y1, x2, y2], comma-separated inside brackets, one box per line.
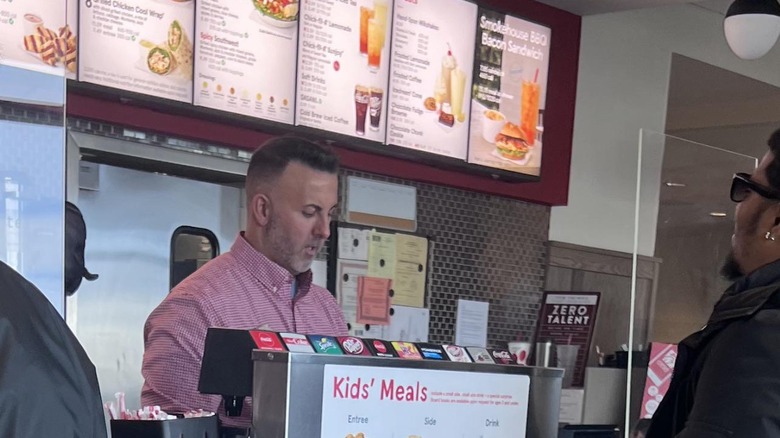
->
[385, 0, 477, 159]
[295, 0, 392, 141]
[193, 0, 297, 124]
[0, 0, 75, 76]
[79, 0, 194, 103]
[467, 8, 550, 177]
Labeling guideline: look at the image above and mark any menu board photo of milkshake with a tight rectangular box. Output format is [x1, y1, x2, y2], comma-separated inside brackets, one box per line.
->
[79, 0, 194, 103]
[386, 0, 477, 159]
[0, 0, 76, 76]
[295, 0, 392, 141]
[467, 8, 550, 177]
[194, 0, 298, 124]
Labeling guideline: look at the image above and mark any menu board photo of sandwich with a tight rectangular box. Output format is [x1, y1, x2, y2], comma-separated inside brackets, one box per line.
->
[79, 0, 194, 103]
[386, 0, 477, 159]
[193, 0, 298, 124]
[295, 0, 392, 141]
[467, 8, 550, 177]
[0, 0, 76, 76]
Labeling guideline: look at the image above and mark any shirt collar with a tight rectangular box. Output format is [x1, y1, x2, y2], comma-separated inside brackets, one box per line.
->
[729, 258, 780, 295]
[230, 233, 313, 296]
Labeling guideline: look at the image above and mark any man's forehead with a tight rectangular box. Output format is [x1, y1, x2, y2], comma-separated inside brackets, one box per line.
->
[754, 151, 774, 184]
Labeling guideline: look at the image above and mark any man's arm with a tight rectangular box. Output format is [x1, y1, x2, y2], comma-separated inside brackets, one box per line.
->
[677, 312, 780, 438]
[141, 292, 220, 415]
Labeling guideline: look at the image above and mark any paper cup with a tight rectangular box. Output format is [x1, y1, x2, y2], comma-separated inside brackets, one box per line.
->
[507, 341, 532, 365]
[482, 109, 505, 143]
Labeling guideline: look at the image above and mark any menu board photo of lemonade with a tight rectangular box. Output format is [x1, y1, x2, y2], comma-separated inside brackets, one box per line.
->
[467, 8, 551, 177]
[295, 0, 392, 142]
[79, 0, 194, 103]
[0, 0, 76, 76]
[386, 0, 477, 159]
[193, 0, 298, 124]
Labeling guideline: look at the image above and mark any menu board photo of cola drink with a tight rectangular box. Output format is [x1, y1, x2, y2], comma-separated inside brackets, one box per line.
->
[386, 0, 477, 159]
[79, 0, 194, 103]
[0, 0, 76, 76]
[295, 0, 393, 142]
[467, 8, 550, 177]
[193, 0, 298, 124]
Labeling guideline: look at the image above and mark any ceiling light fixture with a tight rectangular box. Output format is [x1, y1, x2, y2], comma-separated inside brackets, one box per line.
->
[664, 182, 687, 187]
[724, 0, 780, 60]
[709, 212, 728, 217]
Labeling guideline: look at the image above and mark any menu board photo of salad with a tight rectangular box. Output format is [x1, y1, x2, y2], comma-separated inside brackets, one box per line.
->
[295, 0, 393, 142]
[467, 8, 550, 177]
[79, 0, 194, 103]
[385, 0, 477, 159]
[0, 0, 75, 76]
[193, 0, 298, 124]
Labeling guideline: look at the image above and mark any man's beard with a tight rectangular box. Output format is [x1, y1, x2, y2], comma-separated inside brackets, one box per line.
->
[720, 250, 743, 282]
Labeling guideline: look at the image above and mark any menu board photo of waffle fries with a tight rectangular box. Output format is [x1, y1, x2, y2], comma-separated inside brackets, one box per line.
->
[23, 22, 77, 72]
[0, 1, 76, 76]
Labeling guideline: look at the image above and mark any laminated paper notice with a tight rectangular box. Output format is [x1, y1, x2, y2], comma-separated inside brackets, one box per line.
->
[357, 276, 392, 325]
[367, 231, 396, 279]
[393, 234, 428, 308]
[336, 260, 368, 326]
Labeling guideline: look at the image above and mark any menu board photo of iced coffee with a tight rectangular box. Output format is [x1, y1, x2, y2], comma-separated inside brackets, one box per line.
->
[386, 0, 477, 159]
[467, 8, 550, 177]
[193, 0, 298, 124]
[295, 0, 392, 141]
[0, 0, 76, 76]
[79, 0, 194, 103]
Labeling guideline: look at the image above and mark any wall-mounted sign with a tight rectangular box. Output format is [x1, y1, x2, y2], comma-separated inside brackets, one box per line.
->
[79, 0, 194, 102]
[468, 8, 551, 177]
[385, 0, 477, 159]
[295, 0, 392, 141]
[193, 0, 297, 123]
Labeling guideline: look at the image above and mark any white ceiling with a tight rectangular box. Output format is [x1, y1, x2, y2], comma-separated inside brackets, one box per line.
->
[534, 0, 732, 16]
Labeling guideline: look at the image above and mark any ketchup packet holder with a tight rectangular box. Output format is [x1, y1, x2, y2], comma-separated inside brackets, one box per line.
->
[111, 416, 218, 438]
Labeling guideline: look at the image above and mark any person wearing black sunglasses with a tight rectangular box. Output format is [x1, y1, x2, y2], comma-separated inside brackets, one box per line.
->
[648, 129, 780, 438]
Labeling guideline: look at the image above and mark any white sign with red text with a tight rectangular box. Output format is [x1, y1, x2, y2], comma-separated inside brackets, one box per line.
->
[321, 365, 529, 437]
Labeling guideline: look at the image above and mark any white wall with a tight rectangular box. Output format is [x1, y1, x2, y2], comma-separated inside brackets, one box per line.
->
[550, 4, 780, 256]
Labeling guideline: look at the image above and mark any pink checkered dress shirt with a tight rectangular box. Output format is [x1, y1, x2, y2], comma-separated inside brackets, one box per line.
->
[141, 233, 347, 427]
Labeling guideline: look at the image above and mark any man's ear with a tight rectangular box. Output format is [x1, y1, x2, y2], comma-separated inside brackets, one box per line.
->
[769, 205, 780, 238]
[251, 192, 271, 226]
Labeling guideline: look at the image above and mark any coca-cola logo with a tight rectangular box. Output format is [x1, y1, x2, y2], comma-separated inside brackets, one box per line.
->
[284, 337, 308, 345]
[373, 340, 387, 353]
[259, 336, 274, 344]
[342, 337, 364, 354]
[493, 350, 511, 360]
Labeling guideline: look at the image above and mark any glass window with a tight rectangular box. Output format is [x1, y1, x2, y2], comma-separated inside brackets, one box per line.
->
[170, 226, 219, 290]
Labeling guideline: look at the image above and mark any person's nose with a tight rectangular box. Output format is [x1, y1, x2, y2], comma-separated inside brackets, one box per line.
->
[314, 213, 331, 239]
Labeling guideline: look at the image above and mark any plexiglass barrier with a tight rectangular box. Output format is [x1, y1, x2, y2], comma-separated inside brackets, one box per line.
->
[626, 129, 757, 435]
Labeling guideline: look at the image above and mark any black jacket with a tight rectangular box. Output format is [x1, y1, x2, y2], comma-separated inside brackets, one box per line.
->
[647, 270, 780, 437]
[0, 262, 107, 437]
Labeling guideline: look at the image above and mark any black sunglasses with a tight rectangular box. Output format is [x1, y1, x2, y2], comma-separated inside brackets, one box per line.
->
[731, 173, 780, 203]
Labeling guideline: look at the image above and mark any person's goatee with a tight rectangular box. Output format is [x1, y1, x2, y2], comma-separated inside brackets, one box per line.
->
[720, 250, 743, 282]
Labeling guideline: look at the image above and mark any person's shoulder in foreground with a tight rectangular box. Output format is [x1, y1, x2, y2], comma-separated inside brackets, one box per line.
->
[0, 261, 106, 438]
[648, 127, 780, 438]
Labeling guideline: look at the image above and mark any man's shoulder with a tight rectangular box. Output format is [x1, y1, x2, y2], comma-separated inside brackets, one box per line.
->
[170, 251, 242, 298]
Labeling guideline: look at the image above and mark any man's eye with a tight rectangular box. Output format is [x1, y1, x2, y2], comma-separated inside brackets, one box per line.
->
[303, 211, 315, 218]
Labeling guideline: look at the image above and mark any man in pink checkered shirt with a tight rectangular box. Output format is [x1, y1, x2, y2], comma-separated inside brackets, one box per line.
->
[141, 137, 348, 429]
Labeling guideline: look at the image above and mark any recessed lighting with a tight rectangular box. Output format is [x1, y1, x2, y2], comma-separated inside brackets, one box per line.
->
[709, 212, 727, 217]
[665, 182, 686, 187]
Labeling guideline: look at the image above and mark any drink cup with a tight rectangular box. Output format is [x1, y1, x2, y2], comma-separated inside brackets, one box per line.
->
[507, 341, 532, 365]
[369, 88, 383, 131]
[359, 7, 374, 56]
[521, 80, 540, 145]
[354, 85, 369, 135]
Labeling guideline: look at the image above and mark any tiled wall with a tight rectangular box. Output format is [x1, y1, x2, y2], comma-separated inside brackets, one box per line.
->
[2, 103, 551, 348]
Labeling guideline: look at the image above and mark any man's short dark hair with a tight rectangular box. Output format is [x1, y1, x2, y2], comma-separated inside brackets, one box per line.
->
[246, 136, 339, 193]
[766, 128, 780, 192]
